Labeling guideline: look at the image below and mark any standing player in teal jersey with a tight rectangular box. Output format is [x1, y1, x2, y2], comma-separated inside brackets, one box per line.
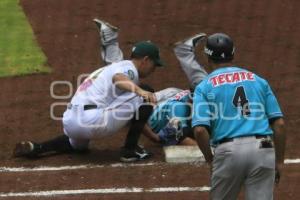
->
[192, 33, 286, 200]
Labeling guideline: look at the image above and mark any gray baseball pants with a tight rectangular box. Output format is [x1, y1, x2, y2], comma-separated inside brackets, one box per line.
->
[97, 27, 123, 64]
[173, 41, 208, 89]
[99, 26, 208, 90]
[211, 136, 275, 200]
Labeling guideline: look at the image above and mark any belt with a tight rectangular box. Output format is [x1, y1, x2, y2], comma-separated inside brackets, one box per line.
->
[67, 104, 98, 111]
[217, 135, 271, 145]
[83, 105, 98, 110]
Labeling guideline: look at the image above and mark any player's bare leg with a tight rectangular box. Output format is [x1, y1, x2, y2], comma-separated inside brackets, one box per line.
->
[174, 33, 208, 90]
[93, 18, 123, 64]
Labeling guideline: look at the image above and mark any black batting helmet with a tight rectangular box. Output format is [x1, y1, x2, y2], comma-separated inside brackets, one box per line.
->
[204, 33, 234, 62]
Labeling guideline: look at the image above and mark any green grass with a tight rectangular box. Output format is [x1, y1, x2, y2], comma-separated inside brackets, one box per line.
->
[0, 0, 51, 77]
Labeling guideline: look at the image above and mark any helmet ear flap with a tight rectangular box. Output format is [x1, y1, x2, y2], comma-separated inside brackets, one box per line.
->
[205, 33, 234, 62]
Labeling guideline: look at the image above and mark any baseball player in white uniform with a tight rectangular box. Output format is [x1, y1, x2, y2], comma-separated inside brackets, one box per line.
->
[13, 35, 165, 162]
[91, 19, 209, 146]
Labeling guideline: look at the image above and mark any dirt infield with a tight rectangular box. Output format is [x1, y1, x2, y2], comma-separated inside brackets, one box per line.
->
[0, 0, 299, 199]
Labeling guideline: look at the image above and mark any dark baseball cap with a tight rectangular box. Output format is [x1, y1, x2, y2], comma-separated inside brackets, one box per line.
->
[131, 41, 164, 67]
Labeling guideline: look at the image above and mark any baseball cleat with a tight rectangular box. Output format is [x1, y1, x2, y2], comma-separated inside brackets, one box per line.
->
[174, 33, 207, 47]
[120, 145, 152, 163]
[93, 18, 119, 45]
[93, 18, 118, 32]
[13, 141, 40, 158]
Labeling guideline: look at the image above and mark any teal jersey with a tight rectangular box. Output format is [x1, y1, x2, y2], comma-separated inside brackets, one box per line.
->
[192, 67, 283, 144]
[148, 90, 191, 133]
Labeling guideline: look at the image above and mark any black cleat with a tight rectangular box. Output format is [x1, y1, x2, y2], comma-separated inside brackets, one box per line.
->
[120, 145, 152, 163]
[13, 141, 40, 158]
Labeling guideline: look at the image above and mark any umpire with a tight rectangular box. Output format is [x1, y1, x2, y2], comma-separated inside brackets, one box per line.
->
[192, 33, 286, 200]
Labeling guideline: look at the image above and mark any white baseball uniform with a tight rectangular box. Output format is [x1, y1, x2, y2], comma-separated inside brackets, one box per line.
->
[63, 60, 143, 149]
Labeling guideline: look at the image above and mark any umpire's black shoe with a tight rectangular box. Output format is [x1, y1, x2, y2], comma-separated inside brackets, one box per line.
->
[120, 145, 152, 163]
[13, 141, 41, 158]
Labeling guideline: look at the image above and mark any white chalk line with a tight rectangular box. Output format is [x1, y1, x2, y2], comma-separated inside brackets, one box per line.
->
[0, 162, 158, 172]
[0, 186, 211, 197]
[284, 159, 300, 164]
[0, 159, 299, 197]
[0, 158, 299, 173]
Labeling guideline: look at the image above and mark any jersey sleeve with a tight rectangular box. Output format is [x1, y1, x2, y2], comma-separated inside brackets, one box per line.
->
[264, 83, 283, 119]
[113, 62, 139, 83]
[192, 84, 211, 128]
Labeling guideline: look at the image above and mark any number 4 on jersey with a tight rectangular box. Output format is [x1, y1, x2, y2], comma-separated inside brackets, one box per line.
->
[232, 86, 251, 116]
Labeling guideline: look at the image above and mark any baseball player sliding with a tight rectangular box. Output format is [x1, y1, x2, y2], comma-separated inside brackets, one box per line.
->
[93, 19, 209, 146]
[13, 32, 165, 162]
[192, 33, 286, 199]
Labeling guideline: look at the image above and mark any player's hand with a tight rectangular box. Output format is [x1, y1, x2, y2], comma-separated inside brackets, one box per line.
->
[137, 89, 157, 104]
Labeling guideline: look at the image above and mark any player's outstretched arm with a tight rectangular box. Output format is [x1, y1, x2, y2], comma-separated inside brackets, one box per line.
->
[142, 123, 197, 146]
[142, 125, 161, 144]
[112, 73, 156, 103]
